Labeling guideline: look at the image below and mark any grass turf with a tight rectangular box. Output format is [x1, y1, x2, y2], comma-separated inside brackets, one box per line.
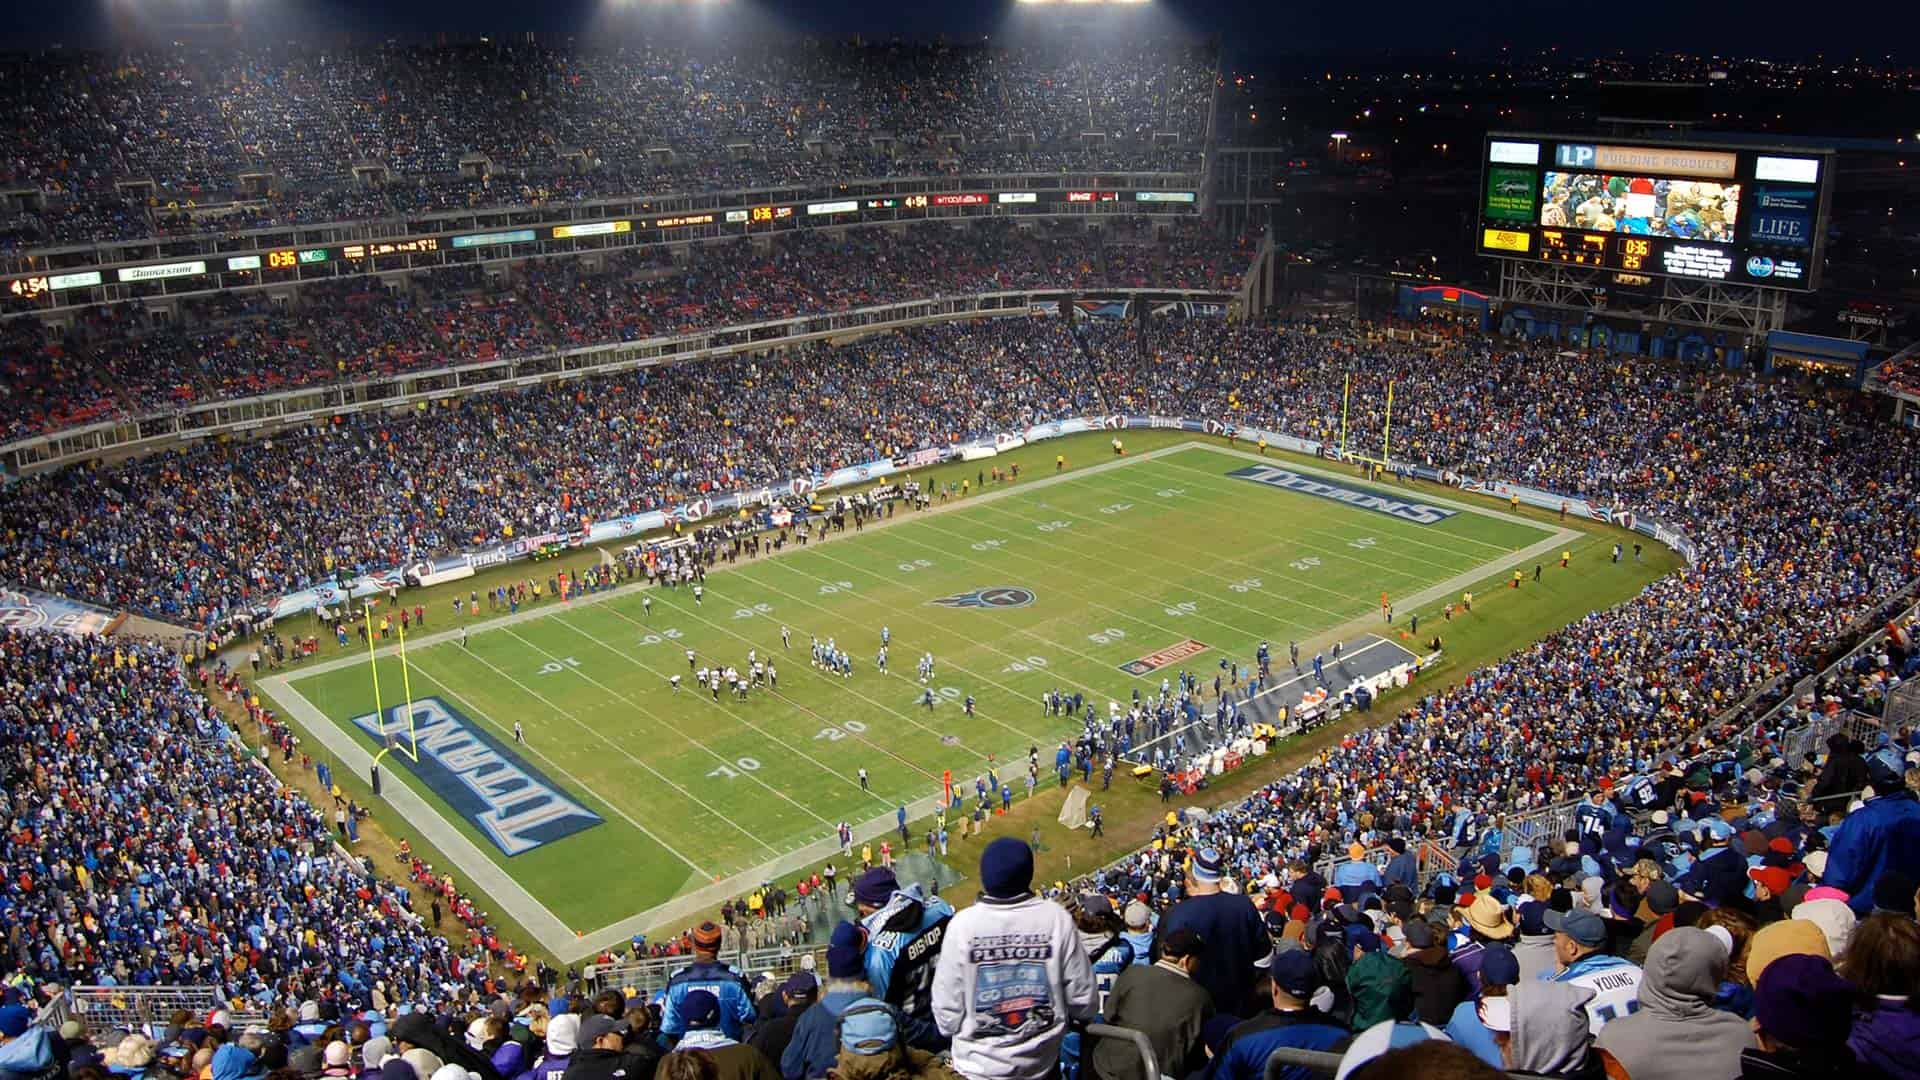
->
[273, 439, 1601, 934]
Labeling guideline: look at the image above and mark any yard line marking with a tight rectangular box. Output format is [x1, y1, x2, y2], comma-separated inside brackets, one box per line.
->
[971, 491, 1357, 622]
[677, 557, 1063, 746]
[544, 605, 910, 801]
[500, 624, 832, 831]
[1089, 463, 1480, 580]
[590, 593, 952, 782]
[750, 547, 1120, 694]
[462, 629, 785, 856]
[875, 514, 1274, 652]
[406, 657, 719, 878]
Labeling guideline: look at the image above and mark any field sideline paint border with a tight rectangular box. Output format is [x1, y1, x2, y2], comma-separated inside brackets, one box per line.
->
[264, 440, 1588, 958]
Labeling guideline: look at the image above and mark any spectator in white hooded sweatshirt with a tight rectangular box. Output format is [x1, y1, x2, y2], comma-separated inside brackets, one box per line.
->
[932, 838, 1096, 1080]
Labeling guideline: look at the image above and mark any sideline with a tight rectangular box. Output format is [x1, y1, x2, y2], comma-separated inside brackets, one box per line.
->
[261, 439, 1591, 958]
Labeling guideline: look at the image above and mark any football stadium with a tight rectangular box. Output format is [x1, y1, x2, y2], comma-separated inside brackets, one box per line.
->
[0, 4, 1916, 1080]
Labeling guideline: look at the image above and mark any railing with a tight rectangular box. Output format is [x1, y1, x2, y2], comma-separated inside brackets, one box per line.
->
[1088, 1023, 1161, 1080]
[584, 944, 828, 998]
[55, 985, 231, 1035]
[1263, 1048, 1348, 1080]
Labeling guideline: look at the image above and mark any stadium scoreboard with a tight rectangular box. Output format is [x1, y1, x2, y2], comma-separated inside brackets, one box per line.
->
[1475, 134, 1833, 291]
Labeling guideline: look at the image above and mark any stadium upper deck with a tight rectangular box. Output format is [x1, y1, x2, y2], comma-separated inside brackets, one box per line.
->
[0, 41, 1216, 250]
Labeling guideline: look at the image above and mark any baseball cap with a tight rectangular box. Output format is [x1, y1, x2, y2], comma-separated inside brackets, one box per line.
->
[1644, 880, 1680, 916]
[576, 1015, 630, 1046]
[827, 921, 868, 979]
[838, 1000, 898, 1056]
[1124, 901, 1153, 929]
[680, 990, 721, 1030]
[0, 1006, 30, 1039]
[781, 974, 818, 1001]
[1748, 866, 1792, 897]
[1478, 945, 1520, 988]
[1543, 909, 1608, 948]
[1266, 947, 1319, 998]
[1079, 894, 1116, 919]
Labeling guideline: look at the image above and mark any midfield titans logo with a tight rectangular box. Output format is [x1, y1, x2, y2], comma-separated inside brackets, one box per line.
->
[931, 586, 1035, 610]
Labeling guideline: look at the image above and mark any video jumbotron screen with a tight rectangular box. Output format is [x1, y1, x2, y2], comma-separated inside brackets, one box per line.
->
[0, 1, 1914, 1077]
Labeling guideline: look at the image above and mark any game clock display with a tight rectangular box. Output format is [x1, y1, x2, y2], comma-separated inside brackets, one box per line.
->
[1475, 134, 1831, 291]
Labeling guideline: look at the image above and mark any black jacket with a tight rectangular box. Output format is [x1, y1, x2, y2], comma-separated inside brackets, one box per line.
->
[564, 1049, 645, 1080]
[745, 1012, 802, 1070]
[1401, 946, 1469, 1026]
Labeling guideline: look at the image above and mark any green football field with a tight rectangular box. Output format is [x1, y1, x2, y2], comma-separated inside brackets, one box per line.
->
[272, 441, 1569, 944]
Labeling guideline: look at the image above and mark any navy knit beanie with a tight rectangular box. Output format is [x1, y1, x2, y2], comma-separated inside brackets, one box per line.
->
[980, 838, 1035, 899]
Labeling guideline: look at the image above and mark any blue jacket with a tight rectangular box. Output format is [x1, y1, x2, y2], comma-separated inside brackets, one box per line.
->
[1383, 852, 1418, 892]
[0, 1027, 64, 1080]
[661, 959, 756, 1042]
[779, 988, 866, 1080]
[1825, 790, 1920, 915]
[860, 889, 955, 1049]
[1207, 1009, 1350, 1080]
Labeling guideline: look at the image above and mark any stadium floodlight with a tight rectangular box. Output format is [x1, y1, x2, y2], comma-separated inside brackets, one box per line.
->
[1015, 0, 1152, 5]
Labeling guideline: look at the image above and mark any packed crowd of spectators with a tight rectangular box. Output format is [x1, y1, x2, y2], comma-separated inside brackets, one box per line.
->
[0, 42, 1213, 248]
[0, 219, 1246, 441]
[3, 313, 1920, 1080]
[0, 630, 482, 1011]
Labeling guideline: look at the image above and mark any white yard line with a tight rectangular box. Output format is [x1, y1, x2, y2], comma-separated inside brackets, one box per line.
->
[438, 636, 780, 859]
[498, 624, 832, 830]
[259, 440, 1591, 959]
[258, 672, 586, 949]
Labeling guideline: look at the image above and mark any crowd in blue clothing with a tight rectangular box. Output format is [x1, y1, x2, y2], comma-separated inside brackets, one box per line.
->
[0, 630, 477, 1014]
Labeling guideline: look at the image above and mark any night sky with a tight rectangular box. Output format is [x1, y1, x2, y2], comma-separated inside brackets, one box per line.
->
[0, 0, 1911, 62]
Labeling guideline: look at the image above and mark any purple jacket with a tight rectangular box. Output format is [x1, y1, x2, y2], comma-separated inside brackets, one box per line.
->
[1850, 997, 1920, 1080]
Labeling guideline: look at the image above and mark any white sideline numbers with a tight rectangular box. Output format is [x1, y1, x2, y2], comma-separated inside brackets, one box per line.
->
[1002, 656, 1049, 673]
[1227, 578, 1262, 593]
[1097, 502, 1133, 515]
[1036, 520, 1073, 533]
[818, 580, 855, 595]
[1289, 556, 1322, 572]
[537, 657, 582, 675]
[707, 757, 763, 780]
[814, 720, 870, 741]
[1349, 536, 1378, 550]
[971, 538, 1006, 552]
[897, 559, 935, 573]
[733, 603, 774, 619]
[637, 629, 684, 646]
[1089, 628, 1127, 646]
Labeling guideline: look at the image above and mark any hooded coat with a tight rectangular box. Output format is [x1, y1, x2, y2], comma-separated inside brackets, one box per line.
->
[1506, 981, 1597, 1077]
[1402, 945, 1469, 1026]
[1345, 953, 1413, 1031]
[1848, 995, 1920, 1080]
[391, 1014, 507, 1080]
[1594, 929, 1755, 1080]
